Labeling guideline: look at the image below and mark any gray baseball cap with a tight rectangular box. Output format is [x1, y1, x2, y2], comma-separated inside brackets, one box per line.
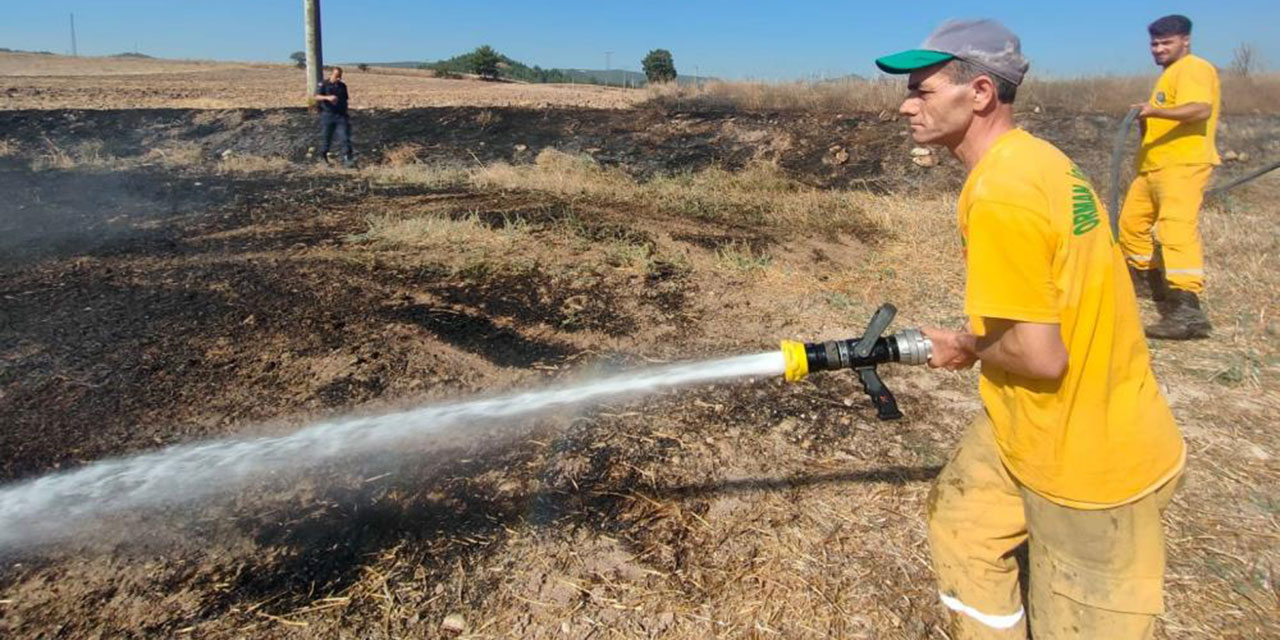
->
[875, 19, 1030, 85]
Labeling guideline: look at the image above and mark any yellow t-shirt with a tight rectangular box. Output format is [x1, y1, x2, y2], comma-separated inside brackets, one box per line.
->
[959, 129, 1185, 508]
[1138, 53, 1221, 172]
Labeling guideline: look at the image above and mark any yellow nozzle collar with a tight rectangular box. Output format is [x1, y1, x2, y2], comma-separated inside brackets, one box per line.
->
[781, 340, 809, 382]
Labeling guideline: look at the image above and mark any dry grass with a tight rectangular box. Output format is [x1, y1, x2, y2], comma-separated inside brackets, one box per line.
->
[361, 162, 470, 189]
[362, 209, 532, 275]
[29, 138, 118, 171]
[1022, 73, 1280, 114]
[140, 141, 205, 167]
[214, 153, 294, 175]
[649, 77, 903, 113]
[472, 148, 884, 233]
[0, 139, 16, 157]
[380, 143, 426, 167]
[650, 73, 1280, 115]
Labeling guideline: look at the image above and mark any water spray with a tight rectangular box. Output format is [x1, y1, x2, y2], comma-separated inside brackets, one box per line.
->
[0, 303, 928, 551]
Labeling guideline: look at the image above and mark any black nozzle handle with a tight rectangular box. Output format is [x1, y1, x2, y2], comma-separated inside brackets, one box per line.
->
[856, 366, 902, 421]
[854, 303, 897, 359]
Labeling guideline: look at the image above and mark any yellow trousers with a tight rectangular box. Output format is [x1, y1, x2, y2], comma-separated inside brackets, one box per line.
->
[1118, 164, 1213, 294]
[926, 416, 1180, 639]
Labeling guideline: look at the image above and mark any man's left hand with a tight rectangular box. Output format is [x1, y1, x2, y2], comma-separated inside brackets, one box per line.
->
[921, 327, 978, 371]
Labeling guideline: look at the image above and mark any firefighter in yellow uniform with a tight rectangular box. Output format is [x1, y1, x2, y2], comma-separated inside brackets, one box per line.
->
[1120, 14, 1219, 339]
[875, 19, 1185, 639]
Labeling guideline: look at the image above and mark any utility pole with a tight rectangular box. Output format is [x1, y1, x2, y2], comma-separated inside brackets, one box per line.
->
[604, 51, 613, 87]
[303, 0, 324, 98]
[69, 13, 77, 57]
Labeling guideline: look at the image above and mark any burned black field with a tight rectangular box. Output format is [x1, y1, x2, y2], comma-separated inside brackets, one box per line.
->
[0, 106, 1276, 638]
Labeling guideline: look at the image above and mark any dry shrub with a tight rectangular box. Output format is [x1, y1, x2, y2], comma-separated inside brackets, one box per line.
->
[0, 139, 16, 157]
[715, 241, 773, 274]
[474, 109, 500, 128]
[651, 73, 1280, 115]
[381, 142, 425, 167]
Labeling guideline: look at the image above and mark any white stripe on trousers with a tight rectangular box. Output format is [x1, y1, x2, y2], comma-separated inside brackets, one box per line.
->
[939, 592, 1025, 630]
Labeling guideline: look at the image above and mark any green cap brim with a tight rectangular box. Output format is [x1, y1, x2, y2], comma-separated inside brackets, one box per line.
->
[875, 50, 955, 74]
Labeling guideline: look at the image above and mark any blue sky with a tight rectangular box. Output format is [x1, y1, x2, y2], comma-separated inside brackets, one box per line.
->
[2, 1, 1275, 80]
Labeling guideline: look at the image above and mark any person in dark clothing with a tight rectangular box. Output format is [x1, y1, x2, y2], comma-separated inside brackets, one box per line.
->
[315, 66, 354, 167]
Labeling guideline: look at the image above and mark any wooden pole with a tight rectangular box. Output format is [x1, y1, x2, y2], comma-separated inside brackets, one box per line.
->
[303, 0, 323, 99]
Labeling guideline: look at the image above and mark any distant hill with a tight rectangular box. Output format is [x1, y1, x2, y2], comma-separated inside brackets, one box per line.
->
[0, 47, 55, 55]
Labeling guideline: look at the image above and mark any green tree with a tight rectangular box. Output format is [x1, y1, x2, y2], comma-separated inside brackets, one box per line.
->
[471, 45, 501, 80]
[642, 49, 677, 84]
[289, 51, 306, 69]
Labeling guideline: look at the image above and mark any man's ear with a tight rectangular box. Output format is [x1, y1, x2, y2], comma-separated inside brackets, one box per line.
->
[971, 75, 998, 112]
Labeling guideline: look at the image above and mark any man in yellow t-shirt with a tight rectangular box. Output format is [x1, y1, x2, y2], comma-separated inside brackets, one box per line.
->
[875, 19, 1184, 639]
[1120, 14, 1219, 339]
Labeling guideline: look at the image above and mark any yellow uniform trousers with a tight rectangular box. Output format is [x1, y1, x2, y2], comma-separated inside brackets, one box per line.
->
[1118, 164, 1213, 294]
[926, 416, 1181, 639]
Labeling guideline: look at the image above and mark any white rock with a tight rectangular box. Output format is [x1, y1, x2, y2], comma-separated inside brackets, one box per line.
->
[441, 613, 466, 634]
[910, 146, 932, 157]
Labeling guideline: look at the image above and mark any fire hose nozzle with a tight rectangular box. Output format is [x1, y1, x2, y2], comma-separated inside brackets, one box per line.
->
[780, 329, 932, 381]
[778, 303, 932, 420]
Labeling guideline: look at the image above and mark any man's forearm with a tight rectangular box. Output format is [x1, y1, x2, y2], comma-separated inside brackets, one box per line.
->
[1147, 102, 1212, 122]
[943, 322, 1066, 380]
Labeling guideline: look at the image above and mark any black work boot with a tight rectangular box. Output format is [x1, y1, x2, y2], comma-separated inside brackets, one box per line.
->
[1129, 265, 1152, 299]
[1145, 289, 1212, 340]
[1129, 265, 1168, 302]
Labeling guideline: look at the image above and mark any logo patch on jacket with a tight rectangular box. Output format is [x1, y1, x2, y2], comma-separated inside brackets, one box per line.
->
[1155, 91, 1166, 105]
[1068, 167, 1102, 236]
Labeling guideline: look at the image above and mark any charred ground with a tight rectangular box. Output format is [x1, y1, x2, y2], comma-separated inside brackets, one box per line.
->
[0, 106, 1276, 638]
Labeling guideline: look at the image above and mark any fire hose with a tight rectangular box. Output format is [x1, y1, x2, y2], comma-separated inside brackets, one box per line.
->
[1107, 105, 1279, 236]
[780, 303, 932, 420]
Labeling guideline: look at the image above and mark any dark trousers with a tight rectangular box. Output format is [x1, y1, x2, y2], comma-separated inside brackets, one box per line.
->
[319, 113, 353, 159]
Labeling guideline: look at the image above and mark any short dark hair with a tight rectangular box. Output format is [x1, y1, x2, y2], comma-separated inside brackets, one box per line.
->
[944, 59, 1018, 104]
[328, 65, 343, 75]
[1148, 15, 1191, 37]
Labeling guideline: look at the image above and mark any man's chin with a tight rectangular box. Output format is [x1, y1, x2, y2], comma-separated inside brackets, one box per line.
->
[909, 129, 936, 144]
